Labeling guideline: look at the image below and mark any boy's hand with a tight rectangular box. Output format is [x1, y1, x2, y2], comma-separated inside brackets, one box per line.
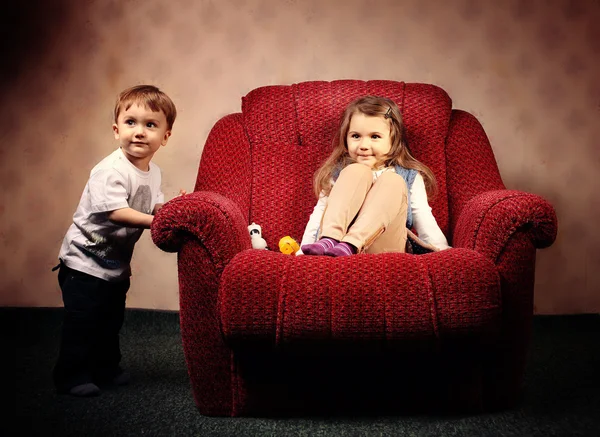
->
[152, 190, 186, 215]
[152, 204, 164, 215]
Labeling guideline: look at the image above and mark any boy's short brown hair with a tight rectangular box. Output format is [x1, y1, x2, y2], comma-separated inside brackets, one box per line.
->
[114, 85, 177, 130]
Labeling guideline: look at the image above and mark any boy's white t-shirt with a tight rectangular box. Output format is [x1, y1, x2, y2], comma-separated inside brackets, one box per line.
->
[59, 147, 164, 281]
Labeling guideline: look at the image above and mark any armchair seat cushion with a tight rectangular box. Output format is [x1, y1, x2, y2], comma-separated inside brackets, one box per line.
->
[219, 248, 501, 349]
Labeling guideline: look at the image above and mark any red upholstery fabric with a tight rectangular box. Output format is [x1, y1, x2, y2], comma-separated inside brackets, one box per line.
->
[151, 80, 557, 416]
[240, 81, 452, 247]
[220, 249, 500, 347]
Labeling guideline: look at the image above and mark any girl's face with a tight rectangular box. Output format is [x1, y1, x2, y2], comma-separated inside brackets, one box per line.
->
[346, 112, 392, 169]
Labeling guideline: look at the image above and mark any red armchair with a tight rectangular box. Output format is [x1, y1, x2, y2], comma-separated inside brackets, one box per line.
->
[151, 80, 557, 416]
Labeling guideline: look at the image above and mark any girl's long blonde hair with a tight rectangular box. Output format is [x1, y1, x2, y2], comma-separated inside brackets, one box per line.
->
[314, 96, 437, 199]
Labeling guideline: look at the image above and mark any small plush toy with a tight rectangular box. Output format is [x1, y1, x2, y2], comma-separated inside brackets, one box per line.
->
[248, 222, 268, 250]
[279, 236, 300, 255]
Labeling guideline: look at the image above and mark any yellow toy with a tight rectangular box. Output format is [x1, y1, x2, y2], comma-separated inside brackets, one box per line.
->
[279, 236, 300, 255]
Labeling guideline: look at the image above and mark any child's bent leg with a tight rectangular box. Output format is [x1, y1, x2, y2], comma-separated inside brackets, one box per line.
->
[302, 164, 372, 256]
[92, 279, 129, 385]
[320, 163, 373, 240]
[53, 266, 103, 396]
[342, 171, 408, 254]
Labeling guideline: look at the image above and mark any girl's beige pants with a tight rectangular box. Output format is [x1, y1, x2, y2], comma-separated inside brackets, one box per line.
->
[320, 163, 408, 254]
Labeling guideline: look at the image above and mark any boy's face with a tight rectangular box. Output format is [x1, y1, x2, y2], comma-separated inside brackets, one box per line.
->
[113, 103, 171, 170]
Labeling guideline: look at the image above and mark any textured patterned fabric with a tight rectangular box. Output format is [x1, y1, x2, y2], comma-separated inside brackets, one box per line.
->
[220, 249, 501, 346]
[151, 80, 558, 416]
[241, 80, 452, 248]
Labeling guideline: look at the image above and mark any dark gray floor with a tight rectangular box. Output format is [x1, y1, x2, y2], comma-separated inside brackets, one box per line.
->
[10, 308, 600, 437]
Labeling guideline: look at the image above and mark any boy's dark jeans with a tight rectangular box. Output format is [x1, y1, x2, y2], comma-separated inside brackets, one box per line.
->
[53, 264, 130, 392]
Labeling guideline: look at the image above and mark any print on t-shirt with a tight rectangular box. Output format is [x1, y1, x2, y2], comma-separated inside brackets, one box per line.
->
[129, 185, 152, 214]
[76, 185, 152, 269]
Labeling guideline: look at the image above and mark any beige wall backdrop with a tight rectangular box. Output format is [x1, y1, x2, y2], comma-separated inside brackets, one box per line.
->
[0, 0, 598, 313]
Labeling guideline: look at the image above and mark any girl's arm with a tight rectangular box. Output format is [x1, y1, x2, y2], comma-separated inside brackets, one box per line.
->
[297, 193, 328, 254]
[411, 174, 451, 250]
[108, 207, 153, 229]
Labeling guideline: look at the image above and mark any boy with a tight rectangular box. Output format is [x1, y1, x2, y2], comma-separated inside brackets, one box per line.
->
[53, 85, 178, 397]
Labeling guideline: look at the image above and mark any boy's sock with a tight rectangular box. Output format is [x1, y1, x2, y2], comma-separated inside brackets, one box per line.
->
[324, 241, 357, 257]
[301, 237, 338, 256]
[112, 370, 130, 386]
[94, 366, 130, 386]
[68, 382, 100, 397]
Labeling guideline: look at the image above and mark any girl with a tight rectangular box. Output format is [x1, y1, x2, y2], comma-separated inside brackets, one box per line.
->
[299, 96, 450, 257]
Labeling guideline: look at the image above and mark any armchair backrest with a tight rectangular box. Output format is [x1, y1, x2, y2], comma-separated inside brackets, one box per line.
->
[242, 80, 453, 247]
[197, 80, 455, 249]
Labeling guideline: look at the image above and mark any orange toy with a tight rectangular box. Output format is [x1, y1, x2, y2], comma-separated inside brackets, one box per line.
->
[278, 236, 300, 255]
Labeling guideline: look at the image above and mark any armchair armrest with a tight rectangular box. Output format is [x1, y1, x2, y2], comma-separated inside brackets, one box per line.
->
[453, 190, 557, 262]
[150, 191, 251, 271]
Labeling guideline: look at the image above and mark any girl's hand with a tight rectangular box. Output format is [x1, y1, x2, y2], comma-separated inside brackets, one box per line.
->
[178, 189, 187, 196]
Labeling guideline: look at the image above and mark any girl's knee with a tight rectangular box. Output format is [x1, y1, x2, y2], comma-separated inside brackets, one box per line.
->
[340, 163, 372, 179]
[377, 171, 407, 193]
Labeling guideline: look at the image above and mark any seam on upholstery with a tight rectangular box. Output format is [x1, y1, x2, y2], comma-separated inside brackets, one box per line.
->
[382, 280, 388, 347]
[275, 256, 288, 346]
[471, 192, 524, 252]
[230, 350, 238, 416]
[292, 84, 302, 146]
[201, 196, 243, 274]
[241, 109, 255, 224]
[493, 226, 536, 271]
[235, 112, 253, 224]
[400, 81, 406, 114]
[424, 258, 440, 341]
[216, 281, 227, 340]
[443, 111, 454, 232]
[168, 202, 215, 264]
[439, 106, 452, 237]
